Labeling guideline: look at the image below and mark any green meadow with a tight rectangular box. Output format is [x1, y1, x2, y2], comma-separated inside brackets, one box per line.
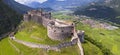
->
[76, 23, 120, 55]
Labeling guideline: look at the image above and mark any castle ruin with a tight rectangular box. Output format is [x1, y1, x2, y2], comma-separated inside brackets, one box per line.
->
[23, 10, 51, 27]
[23, 10, 84, 42]
[47, 19, 75, 41]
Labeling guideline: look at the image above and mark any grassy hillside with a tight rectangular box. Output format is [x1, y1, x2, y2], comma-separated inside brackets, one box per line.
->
[0, 21, 103, 55]
[0, 0, 22, 36]
[0, 21, 79, 55]
[76, 22, 120, 55]
[14, 16, 103, 55]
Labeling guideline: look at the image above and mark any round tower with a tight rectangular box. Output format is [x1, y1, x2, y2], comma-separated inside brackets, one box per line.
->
[47, 20, 75, 41]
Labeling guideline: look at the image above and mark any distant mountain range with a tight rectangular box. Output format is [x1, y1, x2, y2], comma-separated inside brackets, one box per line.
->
[74, 0, 120, 24]
[25, 0, 104, 10]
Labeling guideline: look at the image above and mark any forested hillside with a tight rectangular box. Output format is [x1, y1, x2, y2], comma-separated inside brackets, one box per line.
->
[3, 0, 33, 14]
[74, 1, 120, 24]
[0, 0, 22, 36]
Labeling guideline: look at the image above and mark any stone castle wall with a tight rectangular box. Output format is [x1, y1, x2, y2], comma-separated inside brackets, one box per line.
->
[42, 17, 52, 27]
[47, 20, 75, 41]
[23, 10, 51, 27]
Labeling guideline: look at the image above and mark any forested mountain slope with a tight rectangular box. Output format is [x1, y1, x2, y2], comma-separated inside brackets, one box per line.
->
[3, 0, 33, 14]
[0, 0, 22, 37]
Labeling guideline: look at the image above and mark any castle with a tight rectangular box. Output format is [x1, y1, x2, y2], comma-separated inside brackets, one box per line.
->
[23, 10, 84, 42]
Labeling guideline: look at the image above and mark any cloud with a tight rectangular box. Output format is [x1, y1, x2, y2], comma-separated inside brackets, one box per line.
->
[15, 0, 47, 4]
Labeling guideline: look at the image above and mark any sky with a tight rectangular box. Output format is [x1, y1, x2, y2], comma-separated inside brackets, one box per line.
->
[15, 0, 65, 4]
[15, 0, 48, 4]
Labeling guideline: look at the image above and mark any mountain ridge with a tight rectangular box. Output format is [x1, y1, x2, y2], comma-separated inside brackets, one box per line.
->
[25, 0, 104, 10]
[3, 0, 33, 14]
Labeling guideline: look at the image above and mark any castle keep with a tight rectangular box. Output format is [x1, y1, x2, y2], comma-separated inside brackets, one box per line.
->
[23, 10, 84, 41]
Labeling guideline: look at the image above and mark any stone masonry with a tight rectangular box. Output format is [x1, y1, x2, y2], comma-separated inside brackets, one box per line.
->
[23, 10, 84, 42]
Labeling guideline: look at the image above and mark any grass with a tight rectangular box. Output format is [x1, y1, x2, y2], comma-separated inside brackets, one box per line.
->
[0, 38, 19, 55]
[76, 22, 120, 55]
[82, 40, 103, 55]
[0, 37, 103, 55]
[6, 21, 80, 55]
[15, 21, 61, 45]
[52, 12, 73, 20]
[0, 37, 81, 55]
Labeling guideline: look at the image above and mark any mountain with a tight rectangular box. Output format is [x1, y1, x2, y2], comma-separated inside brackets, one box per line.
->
[104, 0, 120, 14]
[3, 0, 33, 14]
[74, 0, 120, 24]
[0, 0, 22, 37]
[74, 5, 118, 18]
[26, 0, 104, 10]
[26, 1, 41, 8]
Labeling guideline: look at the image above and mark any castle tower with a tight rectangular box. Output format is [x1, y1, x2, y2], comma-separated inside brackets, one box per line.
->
[77, 30, 85, 42]
[47, 20, 75, 41]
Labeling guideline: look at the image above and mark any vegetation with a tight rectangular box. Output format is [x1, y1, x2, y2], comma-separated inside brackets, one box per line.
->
[15, 21, 61, 45]
[52, 11, 74, 20]
[0, 37, 80, 55]
[0, 21, 80, 55]
[74, 5, 120, 24]
[0, 38, 19, 55]
[76, 22, 120, 55]
[0, 0, 22, 36]
[82, 40, 103, 55]
[84, 35, 113, 55]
